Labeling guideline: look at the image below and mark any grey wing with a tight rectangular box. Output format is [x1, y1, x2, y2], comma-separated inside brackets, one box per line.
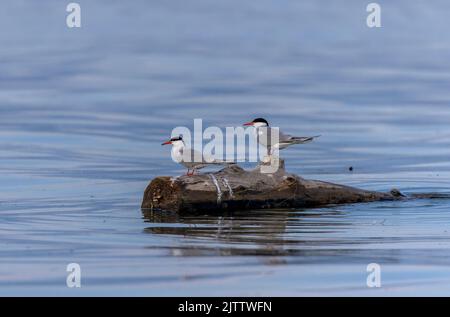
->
[279, 130, 294, 142]
[178, 148, 204, 168]
[186, 148, 231, 165]
[259, 128, 310, 147]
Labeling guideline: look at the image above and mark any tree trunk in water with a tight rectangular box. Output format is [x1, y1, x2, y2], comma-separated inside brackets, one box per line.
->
[141, 160, 401, 213]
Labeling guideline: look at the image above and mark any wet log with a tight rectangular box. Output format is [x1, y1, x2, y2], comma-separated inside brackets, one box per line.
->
[141, 160, 402, 213]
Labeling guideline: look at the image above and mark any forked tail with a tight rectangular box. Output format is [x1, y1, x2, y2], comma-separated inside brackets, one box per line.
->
[291, 135, 321, 144]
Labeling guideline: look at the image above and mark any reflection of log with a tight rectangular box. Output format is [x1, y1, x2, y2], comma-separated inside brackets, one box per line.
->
[141, 160, 402, 213]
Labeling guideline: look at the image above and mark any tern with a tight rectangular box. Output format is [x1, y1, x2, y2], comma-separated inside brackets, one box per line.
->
[162, 135, 234, 176]
[243, 118, 320, 156]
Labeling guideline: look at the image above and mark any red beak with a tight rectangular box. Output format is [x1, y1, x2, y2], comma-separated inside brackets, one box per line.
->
[161, 141, 172, 145]
[243, 121, 254, 126]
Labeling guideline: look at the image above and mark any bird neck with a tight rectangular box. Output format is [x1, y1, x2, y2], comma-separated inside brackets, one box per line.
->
[254, 125, 266, 136]
[171, 141, 185, 157]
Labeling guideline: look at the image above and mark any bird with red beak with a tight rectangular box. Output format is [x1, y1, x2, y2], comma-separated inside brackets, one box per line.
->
[161, 135, 234, 176]
[243, 118, 320, 156]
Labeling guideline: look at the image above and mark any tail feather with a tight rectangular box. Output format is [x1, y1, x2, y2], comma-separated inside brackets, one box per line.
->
[290, 135, 321, 144]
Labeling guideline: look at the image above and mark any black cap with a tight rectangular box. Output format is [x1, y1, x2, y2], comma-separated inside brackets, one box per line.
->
[170, 135, 183, 142]
[252, 118, 269, 126]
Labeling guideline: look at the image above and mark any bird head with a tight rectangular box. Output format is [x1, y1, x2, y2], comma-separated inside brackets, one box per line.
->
[243, 118, 269, 128]
[162, 135, 184, 146]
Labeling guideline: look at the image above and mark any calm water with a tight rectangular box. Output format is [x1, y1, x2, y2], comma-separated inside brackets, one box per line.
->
[1, 0, 450, 296]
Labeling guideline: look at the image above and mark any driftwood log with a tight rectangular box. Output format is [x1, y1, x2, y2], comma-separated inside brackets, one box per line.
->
[142, 160, 403, 213]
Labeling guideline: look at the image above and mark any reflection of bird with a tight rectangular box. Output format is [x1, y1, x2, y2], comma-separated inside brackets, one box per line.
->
[243, 118, 320, 155]
[162, 135, 233, 176]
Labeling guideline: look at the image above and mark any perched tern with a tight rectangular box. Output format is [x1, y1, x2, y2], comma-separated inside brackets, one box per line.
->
[162, 135, 234, 176]
[243, 118, 320, 155]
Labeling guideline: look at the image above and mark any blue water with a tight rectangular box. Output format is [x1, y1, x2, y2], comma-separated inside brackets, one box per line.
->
[1, 0, 450, 296]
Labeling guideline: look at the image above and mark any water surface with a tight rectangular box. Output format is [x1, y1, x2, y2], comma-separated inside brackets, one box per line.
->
[1, 0, 450, 296]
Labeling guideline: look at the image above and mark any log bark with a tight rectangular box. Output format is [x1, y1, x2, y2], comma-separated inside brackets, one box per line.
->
[141, 160, 402, 213]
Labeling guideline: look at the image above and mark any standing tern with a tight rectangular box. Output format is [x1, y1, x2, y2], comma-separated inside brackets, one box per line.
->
[162, 135, 234, 176]
[243, 118, 320, 156]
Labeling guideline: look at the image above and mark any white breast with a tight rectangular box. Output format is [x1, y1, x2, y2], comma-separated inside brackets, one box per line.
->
[171, 143, 184, 163]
